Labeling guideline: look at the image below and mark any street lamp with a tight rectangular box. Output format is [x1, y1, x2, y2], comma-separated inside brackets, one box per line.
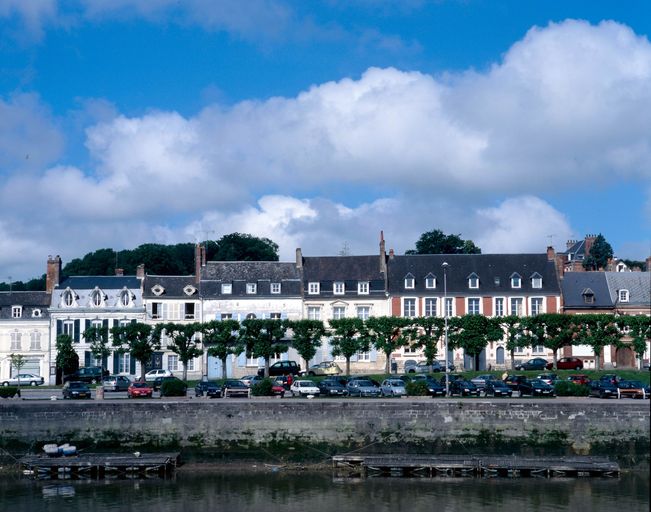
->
[442, 261, 449, 397]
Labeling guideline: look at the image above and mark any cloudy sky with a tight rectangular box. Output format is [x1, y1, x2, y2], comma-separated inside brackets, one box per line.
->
[1, 0, 650, 280]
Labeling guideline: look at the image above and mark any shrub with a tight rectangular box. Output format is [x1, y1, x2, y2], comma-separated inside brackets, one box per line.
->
[554, 381, 589, 397]
[0, 386, 19, 398]
[251, 378, 274, 396]
[406, 380, 429, 396]
[160, 379, 187, 397]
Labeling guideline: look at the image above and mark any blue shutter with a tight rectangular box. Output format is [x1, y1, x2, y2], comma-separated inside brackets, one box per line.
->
[56, 320, 63, 335]
[103, 319, 109, 329]
[102, 355, 108, 369]
[113, 354, 119, 374]
[84, 320, 90, 338]
[131, 319, 136, 324]
[73, 320, 80, 343]
[130, 355, 136, 374]
[84, 351, 91, 366]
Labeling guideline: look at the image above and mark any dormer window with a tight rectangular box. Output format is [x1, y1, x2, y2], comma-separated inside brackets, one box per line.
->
[221, 283, 232, 295]
[333, 282, 345, 295]
[510, 273, 521, 289]
[618, 289, 629, 303]
[531, 273, 542, 289]
[120, 289, 132, 307]
[425, 274, 436, 289]
[151, 284, 165, 296]
[12, 306, 22, 318]
[358, 281, 369, 295]
[582, 288, 595, 304]
[183, 285, 197, 296]
[308, 282, 320, 295]
[32, 309, 42, 318]
[270, 283, 281, 294]
[467, 273, 479, 289]
[494, 277, 501, 286]
[404, 274, 415, 289]
[63, 289, 75, 307]
[246, 283, 257, 294]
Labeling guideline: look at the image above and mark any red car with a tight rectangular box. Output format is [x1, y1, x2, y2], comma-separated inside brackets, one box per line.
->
[547, 357, 583, 370]
[127, 381, 153, 398]
[567, 374, 591, 386]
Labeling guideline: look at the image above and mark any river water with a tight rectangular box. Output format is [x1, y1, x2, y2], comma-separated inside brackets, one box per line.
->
[1, 470, 648, 512]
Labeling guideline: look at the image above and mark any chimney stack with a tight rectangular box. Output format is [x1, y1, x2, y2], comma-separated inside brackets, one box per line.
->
[46, 255, 61, 294]
[379, 231, 387, 274]
[194, 243, 202, 284]
[115, 268, 124, 276]
[136, 264, 145, 279]
[295, 248, 303, 269]
[546, 246, 555, 261]
[389, 248, 395, 259]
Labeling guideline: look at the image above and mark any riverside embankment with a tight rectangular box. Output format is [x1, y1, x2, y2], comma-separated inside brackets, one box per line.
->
[1, 398, 648, 467]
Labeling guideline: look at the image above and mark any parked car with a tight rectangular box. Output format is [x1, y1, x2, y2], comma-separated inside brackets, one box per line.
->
[154, 376, 187, 395]
[346, 379, 381, 398]
[380, 379, 407, 397]
[439, 374, 464, 386]
[144, 369, 172, 382]
[64, 366, 109, 384]
[348, 376, 381, 387]
[222, 379, 250, 398]
[484, 380, 513, 397]
[547, 357, 584, 370]
[617, 380, 647, 399]
[588, 380, 619, 399]
[470, 374, 497, 389]
[194, 380, 222, 398]
[62, 381, 91, 399]
[271, 381, 286, 397]
[257, 360, 301, 377]
[421, 377, 446, 397]
[404, 361, 431, 373]
[449, 379, 479, 397]
[518, 378, 555, 397]
[536, 373, 559, 386]
[317, 379, 349, 397]
[240, 375, 263, 387]
[301, 361, 342, 376]
[504, 375, 528, 393]
[127, 381, 153, 398]
[514, 358, 549, 371]
[290, 380, 320, 397]
[599, 374, 621, 386]
[1, 373, 44, 386]
[102, 375, 131, 392]
[567, 374, 591, 386]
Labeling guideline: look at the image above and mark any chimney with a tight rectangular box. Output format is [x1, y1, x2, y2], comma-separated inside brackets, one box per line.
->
[555, 253, 565, 279]
[389, 248, 395, 259]
[194, 243, 202, 284]
[115, 268, 124, 276]
[566, 239, 575, 250]
[584, 234, 597, 256]
[546, 246, 555, 261]
[379, 231, 387, 274]
[201, 245, 206, 267]
[136, 264, 145, 279]
[295, 248, 303, 269]
[46, 255, 61, 294]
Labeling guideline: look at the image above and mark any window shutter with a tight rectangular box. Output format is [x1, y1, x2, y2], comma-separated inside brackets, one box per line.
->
[102, 355, 108, 369]
[57, 320, 63, 335]
[103, 319, 109, 329]
[84, 351, 91, 366]
[84, 319, 90, 334]
[73, 319, 80, 343]
[130, 355, 136, 374]
[113, 355, 119, 374]
[131, 319, 136, 324]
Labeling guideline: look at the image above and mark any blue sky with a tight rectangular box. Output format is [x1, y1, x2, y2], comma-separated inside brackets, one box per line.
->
[1, 0, 650, 280]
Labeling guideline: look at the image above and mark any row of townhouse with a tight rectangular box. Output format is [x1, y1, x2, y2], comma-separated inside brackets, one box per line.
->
[1, 241, 649, 384]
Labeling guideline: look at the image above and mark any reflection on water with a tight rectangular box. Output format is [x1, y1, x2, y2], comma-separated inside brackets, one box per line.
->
[1, 470, 649, 512]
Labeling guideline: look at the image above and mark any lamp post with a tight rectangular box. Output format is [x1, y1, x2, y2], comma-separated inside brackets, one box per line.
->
[442, 261, 449, 397]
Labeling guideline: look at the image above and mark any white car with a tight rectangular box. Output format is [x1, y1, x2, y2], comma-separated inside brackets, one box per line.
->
[1, 373, 44, 386]
[290, 380, 320, 397]
[144, 369, 172, 382]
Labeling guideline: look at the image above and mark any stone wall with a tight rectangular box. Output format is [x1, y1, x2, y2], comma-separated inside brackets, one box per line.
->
[1, 400, 648, 466]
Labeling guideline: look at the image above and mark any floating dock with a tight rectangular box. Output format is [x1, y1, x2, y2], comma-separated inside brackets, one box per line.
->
[20, 452, 180, 480]
[332, 454, 620, 478]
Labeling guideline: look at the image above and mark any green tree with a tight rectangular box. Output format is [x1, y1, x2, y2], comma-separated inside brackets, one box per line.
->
[329, 318, 367, 376]
[240, 318, 288, 377]
[9, 354, 27, 387]
[163, 322, 204, 381]
[83, 324, 111, 372]
[524, 314, 578, 369]
[210, 233, 279, 261]
[406, 229, 481, 255]
[577, 314, 621, 369]
[497, 316, 524, 370]
[365, 316, 410, 374]
[288, 319, 325, 372]
[620, 315, 651, 370]
[111, 322, 162, 381]
[408, 316, 445, 365]
[448, 315, 503, 370]
[202, 319, 241, 378]
[55, 334, 79, 378]
[583, 234, 613, 271]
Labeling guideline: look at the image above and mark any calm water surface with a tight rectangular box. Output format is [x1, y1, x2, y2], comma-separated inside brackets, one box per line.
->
[1, 471, 648, 512]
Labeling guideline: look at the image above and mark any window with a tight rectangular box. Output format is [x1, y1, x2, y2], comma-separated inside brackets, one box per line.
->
[221, 283, 232, 295]
[356, 351, 371, 362]
[270, 283, 281, 294]
[618, 289, 629, 303]
[246, 353, 259, 367]
[444, 298, 453, 318]
[425, 275, 436, 289]
[308, 282, 320, 295]
[185, 302, 195, 319]
[269, 352, 282, 364]
[11, 306, 22, 318]
[307, 306, 321, 320]
[358, 281, 369, 295]
[151, 302, 162, 319]
[166, 303, 182, 321]
[404, 275, 415, 289]
[167, 355, 179, 372]
[63, 321, 75, 339]
[270, 312, 282, 320]
[494, 277, 501, 286]
[118, 353, 131, 374]
[531, 297, 543, 316]
[403, 345, 418, 355]
[246, 283, 257, 294]
[221, 313, 233, 320]
[467, 298, 480, 315]
[333, 282, 345, 295]
[424, 298, 437, 317]
[32, 309, 42, 318]
[494, 298, 505, 317]
[186, 358, 195, 371]
[511, 274, 521, 289]
[30, 332, 41, 350]
[120, 290, 131, 306]
[91, 289, 103, 307]
[531, 274, 542, 289]
[532, 345, 545, 354]
[510, 298, 523, 316]
[583, 291, 595, 304]
[403, 298, 416, 318]
[63, 290, 74, 307]
[10, 331, 21, 350]
[468, 274, 479, 289]
[151, 284, 164, 296]
[356, 306, 370, 320]
[333, 306, 346, 320]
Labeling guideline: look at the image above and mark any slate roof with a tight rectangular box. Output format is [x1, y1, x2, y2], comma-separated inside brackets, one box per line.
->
[302, 255, 386, 298]
[143, 276, 198, 298]
[200, 261, 302, 298]
[58, 276, 141, 290]
[560, 273, 612, 309]
[0, 291, 51, 319]
[563, 239, 586, 260]
[387, 254, 560, 295]
[604, 272, 651, 307]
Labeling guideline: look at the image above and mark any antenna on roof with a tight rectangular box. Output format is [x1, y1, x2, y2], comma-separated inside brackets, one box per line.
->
[7, 276, 11, 294]
[547, 234, 555, 247]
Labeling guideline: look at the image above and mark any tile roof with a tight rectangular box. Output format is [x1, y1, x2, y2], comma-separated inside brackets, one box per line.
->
[604, 272, 651, 307]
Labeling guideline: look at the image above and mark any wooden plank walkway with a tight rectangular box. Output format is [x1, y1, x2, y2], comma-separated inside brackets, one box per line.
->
[332, 454, 619, 478]
[20, 452, 180, 480]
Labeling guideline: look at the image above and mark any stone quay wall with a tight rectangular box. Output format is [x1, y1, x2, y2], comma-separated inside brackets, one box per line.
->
[1, 399, 648, 466]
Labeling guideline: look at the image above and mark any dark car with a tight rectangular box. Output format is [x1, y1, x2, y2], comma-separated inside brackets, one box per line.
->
[421, 377, 446, 397]
[504, 375, 529, 392]
[257, 360, 301, 377]
[194, 380, 222, 398]
[484, 380, 513, 397]
[599, 374, 621, 386]
[518, 378, 555, 397]
[317, 379, 349, 397]
[588, 380, 619, 399]
[62, 381, 91, 399]
[449, 379, 479, 397]
[64, 366, 109, 384]
[155, 376, 188, 396]
[346, 379, 381, 397]
[439, 374, 464, 386]
[547, 357, 584, 370]
[514, 358, 548, 371]
[222, 379, 250, 398]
